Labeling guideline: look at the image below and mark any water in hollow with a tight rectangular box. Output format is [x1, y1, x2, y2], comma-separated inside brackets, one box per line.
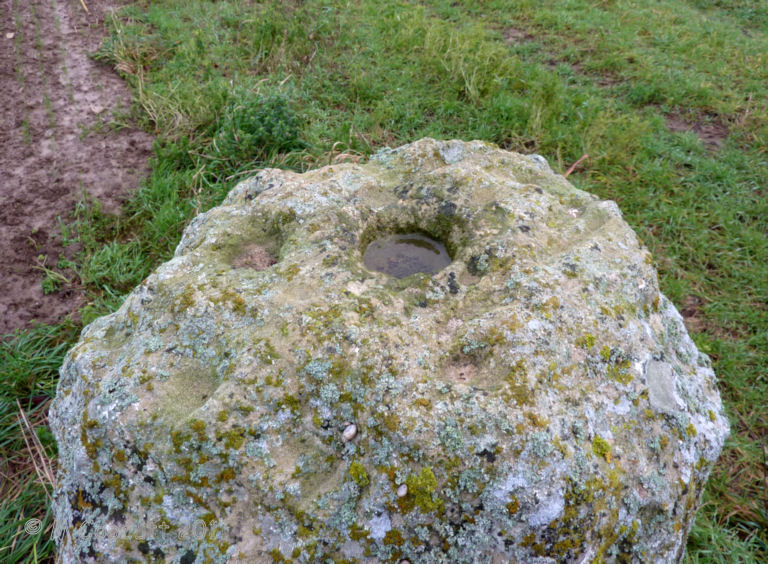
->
[363, 233, 451, 279]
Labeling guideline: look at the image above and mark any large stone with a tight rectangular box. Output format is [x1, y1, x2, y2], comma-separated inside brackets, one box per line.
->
[50, 139, 729, 563]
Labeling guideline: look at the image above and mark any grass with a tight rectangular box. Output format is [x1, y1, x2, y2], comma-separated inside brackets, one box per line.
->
[1, 323, 73, 563]
[1, 0, 766, 560]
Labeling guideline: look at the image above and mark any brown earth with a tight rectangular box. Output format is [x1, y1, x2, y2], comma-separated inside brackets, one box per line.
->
[0, 0, 152, 336]
[680, 294, 707, 334]
[501, 27, 535, 45]
[666, 113, 729, 151]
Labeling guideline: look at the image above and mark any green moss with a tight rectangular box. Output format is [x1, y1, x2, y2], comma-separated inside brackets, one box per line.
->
[504, 359, 533, 406]
[592, 435, 612, 461]
[297, 524, 313, 539]
[348, 461, 370, 487]
[218, 427, 246, 450]
[606, 364, 633, 385]
[599, 347, 633, 384]
[280, 263, 301, 281]
[177, 284, 196, 311]
[382, 413, 400, 432]
[216, 467, 236, 483]
[269, 547, 290, 563]
[209, 287, 247, 314]
[406, 467, 442, 512]
[254, 338, 280, 364]
[383, 529, 405, 546]
[526, 412, 550, 428]
[189, 419, 207, 436]
[576, 334, 596, 349]
[412, 397, 431, 409]
[349, 523, 369, 541]
[102, 472, 127, 500]
[686, 423, 698, 437]
[80, 411, 102, 460]
[549, 468, 631, 560]
[170, 430, 187, 453]
[76, 489, 93, 511]
[279, 393, 301, 415]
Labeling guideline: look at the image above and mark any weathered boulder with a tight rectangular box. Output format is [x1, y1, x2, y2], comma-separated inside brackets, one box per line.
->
[50, 139, 729, 563]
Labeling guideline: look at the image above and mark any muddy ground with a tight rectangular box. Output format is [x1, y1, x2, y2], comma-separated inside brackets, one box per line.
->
[0, 0, 152, 336]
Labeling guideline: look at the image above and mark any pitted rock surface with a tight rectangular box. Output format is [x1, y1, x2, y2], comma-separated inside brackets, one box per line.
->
[50, 139, 729, 563]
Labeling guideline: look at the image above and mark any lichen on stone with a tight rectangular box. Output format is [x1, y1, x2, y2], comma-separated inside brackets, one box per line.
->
[50, 138, 729, 563]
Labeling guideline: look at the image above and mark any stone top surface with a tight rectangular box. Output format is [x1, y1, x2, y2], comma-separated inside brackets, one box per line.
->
[51, 139, 728, 563]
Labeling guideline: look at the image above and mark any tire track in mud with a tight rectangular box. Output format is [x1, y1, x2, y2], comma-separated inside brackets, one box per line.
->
[0, 0, 152, 335]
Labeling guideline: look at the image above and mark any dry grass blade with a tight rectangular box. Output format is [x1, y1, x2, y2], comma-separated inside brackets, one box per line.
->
[763, 442, 768, 522]
[16, 400, 56, 500]
[79, 0, 90, 15]
[319, 142, 366, 166]
[9, 523, 22, 558]
[564, 153, 589, 178]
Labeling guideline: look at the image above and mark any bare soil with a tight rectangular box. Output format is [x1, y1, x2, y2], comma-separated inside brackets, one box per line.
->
[0, 0, 152, 335]
[666, 113, 729, 151]
[680, 294, 707, 334]
[501, 27, 535, 45]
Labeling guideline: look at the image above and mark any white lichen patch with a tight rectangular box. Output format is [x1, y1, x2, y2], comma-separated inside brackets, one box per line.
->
[50, 139, 728, 563]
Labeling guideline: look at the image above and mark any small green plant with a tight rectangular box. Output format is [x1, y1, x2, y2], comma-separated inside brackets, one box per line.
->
[212, 89, 304, 172]
[13, 11, 24, 87]
[34, 255, 71, 295]
[21, 118, 31, 145]
[56, 257, 75, 270]
[43, 90, 55, 130]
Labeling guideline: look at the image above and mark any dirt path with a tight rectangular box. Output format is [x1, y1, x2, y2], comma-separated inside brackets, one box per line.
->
[0, 0, 152, 335]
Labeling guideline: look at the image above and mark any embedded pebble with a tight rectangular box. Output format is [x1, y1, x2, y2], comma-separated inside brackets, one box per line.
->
[342, 423, 357, 442]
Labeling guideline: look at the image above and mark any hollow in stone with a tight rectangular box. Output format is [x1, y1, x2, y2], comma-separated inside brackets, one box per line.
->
[363, 233, 451, 279]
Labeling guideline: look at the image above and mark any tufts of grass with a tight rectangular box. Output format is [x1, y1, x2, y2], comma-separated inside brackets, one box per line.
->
[1, 323, 74, 563]
[2, 0, 767, 561]
[212, 88, 305, 174]
[687, 497, 768, 563]
[0, 397, 57, 564]
[1, 323, 77, 402]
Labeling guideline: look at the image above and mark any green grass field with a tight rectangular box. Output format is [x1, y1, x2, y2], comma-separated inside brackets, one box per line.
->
[2, 0, 766, 561]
